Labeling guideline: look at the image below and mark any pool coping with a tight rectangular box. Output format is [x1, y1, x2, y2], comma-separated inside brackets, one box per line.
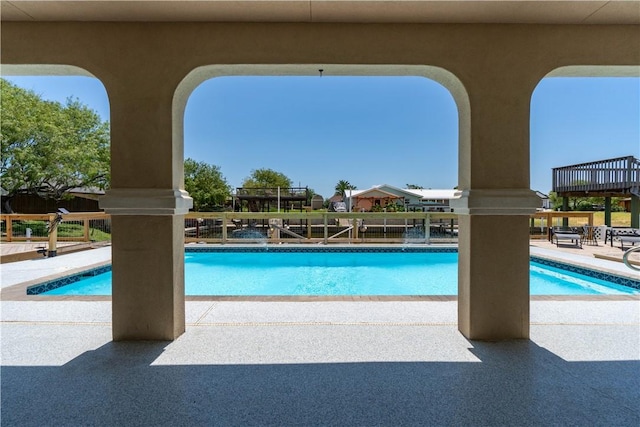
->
[1, 260, 112, 301]
[530, 248, 639, 280]
[2, 245, 638, 301]
[530, 255, 640, 290]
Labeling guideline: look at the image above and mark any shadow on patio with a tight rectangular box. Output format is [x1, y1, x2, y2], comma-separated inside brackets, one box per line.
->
[2, 331, 638, 426]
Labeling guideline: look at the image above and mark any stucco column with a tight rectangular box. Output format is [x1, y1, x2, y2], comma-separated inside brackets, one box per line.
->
[99, 77, 192, 341]
[453, 194, 537, 340]
[451, 76, 540, 340]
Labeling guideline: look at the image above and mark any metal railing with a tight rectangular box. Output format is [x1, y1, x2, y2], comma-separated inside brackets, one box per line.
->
[184, 212, 459, 245]
[622, 246, 640, 272]
[1, 212, 111, 242]
[9, 210, 632, 247]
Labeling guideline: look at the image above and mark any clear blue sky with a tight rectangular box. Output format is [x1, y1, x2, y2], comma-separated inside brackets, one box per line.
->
[3, 74, 638, 198]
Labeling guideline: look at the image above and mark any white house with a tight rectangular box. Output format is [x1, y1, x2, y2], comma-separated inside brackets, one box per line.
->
[535, 191, 551, 210]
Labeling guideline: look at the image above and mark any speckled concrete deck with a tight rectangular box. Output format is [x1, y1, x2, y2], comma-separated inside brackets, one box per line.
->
[2, 300, 639, 426]
[1, 244, 639, 426]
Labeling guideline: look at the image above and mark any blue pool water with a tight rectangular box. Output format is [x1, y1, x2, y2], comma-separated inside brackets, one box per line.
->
[41, 251, 639, 296]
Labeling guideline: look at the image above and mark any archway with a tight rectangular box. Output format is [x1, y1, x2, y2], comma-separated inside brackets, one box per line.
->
[531, 66, 640, 229]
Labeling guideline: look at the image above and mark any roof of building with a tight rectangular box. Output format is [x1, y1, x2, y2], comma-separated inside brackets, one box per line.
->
[347, 185, 458, 200]
[349, 187, 403, 199]
[408, 189, 459, 200]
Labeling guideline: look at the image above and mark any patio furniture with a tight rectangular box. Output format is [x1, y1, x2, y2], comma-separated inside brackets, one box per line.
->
[581, 225, 598, 246]
[605, 227, 640, 249]
[551, 226, 582, 248]
[619, 235, 640, 250]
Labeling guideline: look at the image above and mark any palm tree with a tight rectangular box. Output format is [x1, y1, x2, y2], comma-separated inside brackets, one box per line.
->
[335, 180, 357, 199]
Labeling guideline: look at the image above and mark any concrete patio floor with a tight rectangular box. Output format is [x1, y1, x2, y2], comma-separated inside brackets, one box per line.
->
[1, 243, 639, 426]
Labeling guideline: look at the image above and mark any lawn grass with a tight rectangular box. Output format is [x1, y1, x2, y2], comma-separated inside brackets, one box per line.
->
[591, 212, 631, 227]
[6, 220, 111, 242]
[531, 212, 632, 227]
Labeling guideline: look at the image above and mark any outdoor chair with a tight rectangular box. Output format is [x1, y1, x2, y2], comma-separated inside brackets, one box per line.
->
[552, 226, 582, 248]
[581, 225, 598, 246]
[605, 227, 640, 250]
[616, 229, 640, 251]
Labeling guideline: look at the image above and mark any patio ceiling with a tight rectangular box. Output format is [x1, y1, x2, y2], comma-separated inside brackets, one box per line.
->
[2, 1, 639, 24]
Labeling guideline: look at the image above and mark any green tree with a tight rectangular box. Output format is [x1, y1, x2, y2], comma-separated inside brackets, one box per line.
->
[242, 168, 292, 189]
[549, 190, 624, 212]
[548, 191, 562, 210]
[334, 180, 357, 198]
[550, 191, 587, 210]
[305, 188, 316, 205]
[184, 158, 231, 211]
[406, 184, 423, 189]
[0, 79, 110, 212]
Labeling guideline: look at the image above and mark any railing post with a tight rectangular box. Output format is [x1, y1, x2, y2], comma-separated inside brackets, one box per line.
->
[48, 213, 58, 257]
[6, 216, 13, 242]
[383, 215, 387, 237]
[425, 214, 430, 244]
[353, 217, 358, 242]
[323, 213, 328, 244]
[221, 212, 227, 244]
[84, 218, 90, 242]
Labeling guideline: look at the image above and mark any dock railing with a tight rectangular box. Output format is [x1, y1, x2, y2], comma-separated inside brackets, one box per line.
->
[529, 211, 595, 240]
[1, 212, 111, 243]
[1, 212, 111, 257]
[184, 212, 459, 244]
[2, 210, 612, 248]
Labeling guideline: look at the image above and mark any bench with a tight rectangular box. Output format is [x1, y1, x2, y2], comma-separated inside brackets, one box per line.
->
[605, 228, 640, 250]
[551, 227, 582, 248]
[619, 235, 640, 250]
[553, 231, 582, 248]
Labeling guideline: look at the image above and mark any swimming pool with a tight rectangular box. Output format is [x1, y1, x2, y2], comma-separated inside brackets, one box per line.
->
[32, 248, 640, 296]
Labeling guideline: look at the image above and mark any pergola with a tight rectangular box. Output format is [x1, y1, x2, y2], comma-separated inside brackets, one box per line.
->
[235, 187, 309, 212]
[2, 1, 638, 341]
